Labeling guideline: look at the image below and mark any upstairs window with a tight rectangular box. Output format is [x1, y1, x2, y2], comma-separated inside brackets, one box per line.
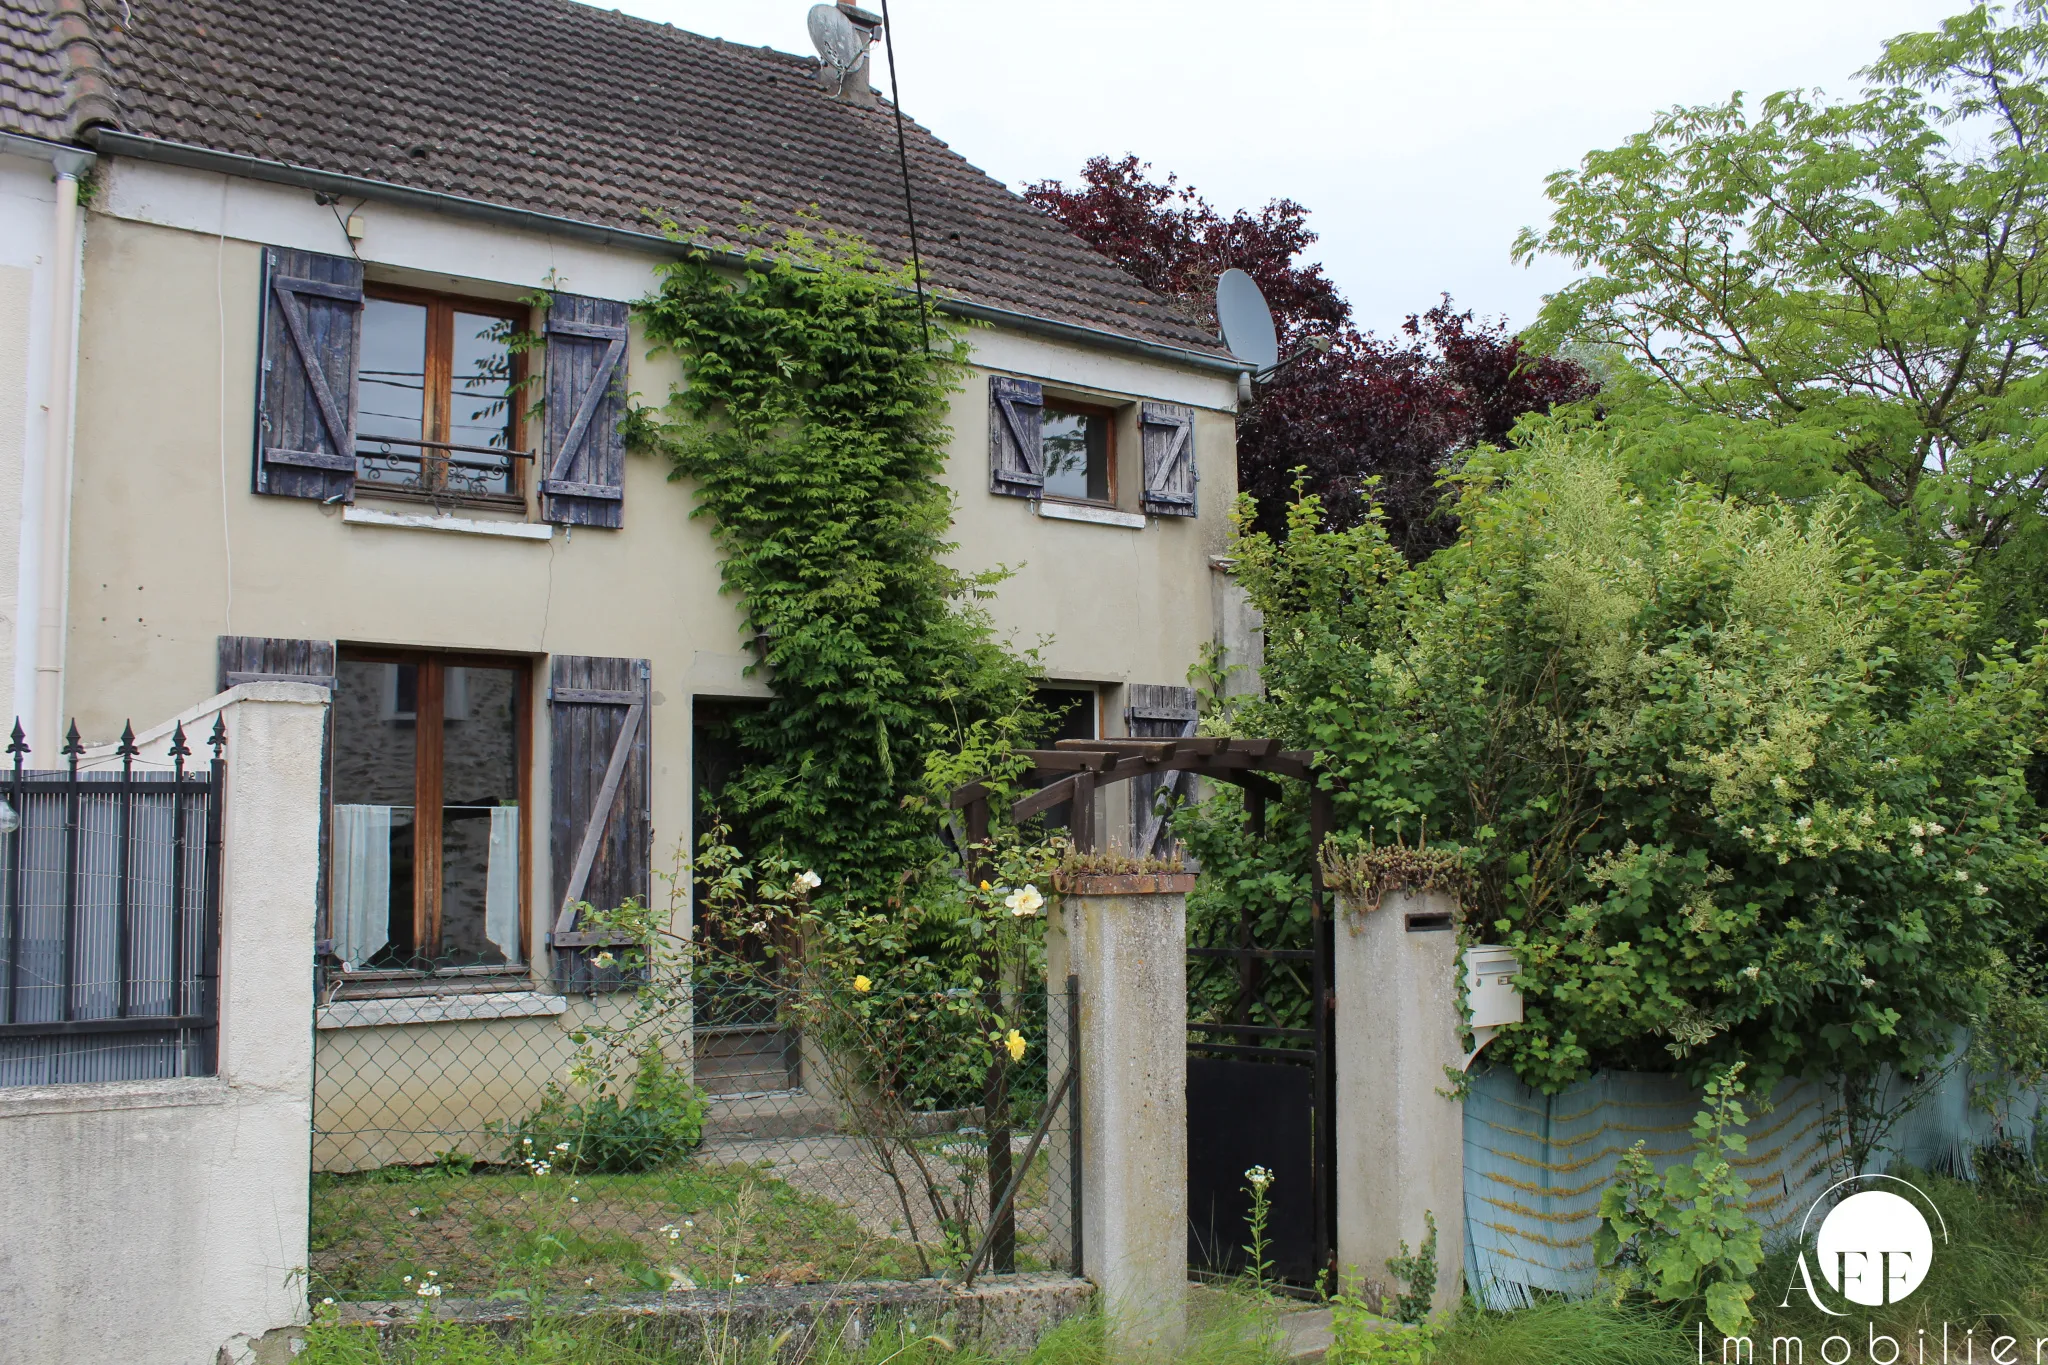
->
[1040, 401, 1114, 504]
[356, 289, 528, 503]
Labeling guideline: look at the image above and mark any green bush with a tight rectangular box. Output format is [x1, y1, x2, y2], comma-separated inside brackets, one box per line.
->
[503, 1046, 706, 1175]
[1219, 428, 2048, 1094]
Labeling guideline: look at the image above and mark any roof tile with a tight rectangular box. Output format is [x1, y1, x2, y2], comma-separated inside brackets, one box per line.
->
[0, 0, 68, 142]
[46, 0, 1221, 355]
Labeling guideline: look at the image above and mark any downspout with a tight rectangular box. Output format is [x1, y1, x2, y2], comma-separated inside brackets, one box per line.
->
[30, 165, 80, 760]
[24, 0, 116, 757]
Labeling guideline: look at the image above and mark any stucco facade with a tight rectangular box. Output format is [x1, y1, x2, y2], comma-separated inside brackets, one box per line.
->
[63, 159, 1236, 885]
[50, 157, 1239, 1154]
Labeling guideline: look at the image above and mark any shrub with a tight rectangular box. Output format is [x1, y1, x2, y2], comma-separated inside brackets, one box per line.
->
[1216, 427, 2048, 1094]
[503, 1046, 706, 1175]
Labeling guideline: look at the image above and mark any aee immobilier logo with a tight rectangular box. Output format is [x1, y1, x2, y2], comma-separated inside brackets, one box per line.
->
[1698, 1174, 2041, 1365]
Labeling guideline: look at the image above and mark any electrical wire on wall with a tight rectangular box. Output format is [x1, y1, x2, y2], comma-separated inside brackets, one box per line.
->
[877, 0, 930, 351]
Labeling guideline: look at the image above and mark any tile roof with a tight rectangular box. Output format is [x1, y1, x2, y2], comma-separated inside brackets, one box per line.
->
[1, 0, 1226, 359]
[0, 0, 68, 142]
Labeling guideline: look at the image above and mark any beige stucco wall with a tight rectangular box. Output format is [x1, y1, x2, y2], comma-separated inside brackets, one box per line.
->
[0, 684, 325, 1365]
[63, 176, 1238, 934]
[0, 150, 63, 732]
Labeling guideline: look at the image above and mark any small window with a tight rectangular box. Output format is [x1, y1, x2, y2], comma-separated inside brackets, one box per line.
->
[356, 288, 529, 503]
[1040, 401, 1113, 503]
[329, 650, 529, 976]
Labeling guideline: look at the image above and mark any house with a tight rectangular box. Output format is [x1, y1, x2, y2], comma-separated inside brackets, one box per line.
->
[0, 0, 1247, 1120]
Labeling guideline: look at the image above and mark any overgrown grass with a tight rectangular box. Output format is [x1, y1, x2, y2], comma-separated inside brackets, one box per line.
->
[1751, 1165, 2048, 1346]
[1425, 1300, 1691, 1365]
[303, 1162, 2048, 1363]
[311, 1162, 922, 1300]
[1413, 1166, 2048, 1365]
[294, 1287, 1303, 1365]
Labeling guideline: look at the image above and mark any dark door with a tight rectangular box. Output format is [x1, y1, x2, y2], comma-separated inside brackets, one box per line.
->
[1187, 897, 1333, 1288]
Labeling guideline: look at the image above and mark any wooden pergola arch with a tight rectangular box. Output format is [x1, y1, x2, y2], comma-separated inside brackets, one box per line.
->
[947, 736, 1335, 868]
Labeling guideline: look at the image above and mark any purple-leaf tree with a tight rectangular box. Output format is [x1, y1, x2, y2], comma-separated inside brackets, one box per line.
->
[1024, 156, 1596, 554]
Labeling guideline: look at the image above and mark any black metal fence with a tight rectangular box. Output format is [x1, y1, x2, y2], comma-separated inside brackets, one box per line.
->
[0, 718, 226, 1087]
[309, 973, 1078, 1301]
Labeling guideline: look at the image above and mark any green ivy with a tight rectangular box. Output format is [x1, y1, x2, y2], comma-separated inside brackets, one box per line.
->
[625, 229, 1037, 919]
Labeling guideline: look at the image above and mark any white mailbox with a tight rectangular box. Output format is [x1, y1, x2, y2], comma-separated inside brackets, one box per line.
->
[1460, 944, 1523, 1068]
[1464, 944, 1523, 1027]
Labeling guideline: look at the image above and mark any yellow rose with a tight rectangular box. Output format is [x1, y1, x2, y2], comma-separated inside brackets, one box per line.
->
[853, 974, 872, 993]
[1005, 1029, 1027, 1062]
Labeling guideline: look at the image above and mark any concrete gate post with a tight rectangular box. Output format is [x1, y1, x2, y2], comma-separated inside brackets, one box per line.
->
[1048, 869, 1193, 1355]
[1332, 886, 1465, 1316]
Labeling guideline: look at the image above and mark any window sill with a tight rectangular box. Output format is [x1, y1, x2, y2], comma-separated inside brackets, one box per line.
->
[342, 506, 554, 541]
[0, 1075, 228, 1118]
[316, 990, 567, 1031]
[1036, 500, 1147, 530]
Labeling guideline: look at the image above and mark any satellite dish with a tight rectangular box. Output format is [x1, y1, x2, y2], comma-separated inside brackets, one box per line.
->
[808, 4, 868, 75]
[1216, 268, 1280, 372]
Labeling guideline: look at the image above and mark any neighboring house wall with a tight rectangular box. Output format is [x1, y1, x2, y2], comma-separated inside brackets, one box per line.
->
[0, 683, 324, 1365]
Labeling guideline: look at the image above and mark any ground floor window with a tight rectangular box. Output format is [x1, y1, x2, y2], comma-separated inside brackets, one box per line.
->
[329, 650, 530, 973]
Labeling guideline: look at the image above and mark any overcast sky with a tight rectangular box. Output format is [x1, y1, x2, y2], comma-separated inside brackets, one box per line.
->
[603, 1, 1967, 340]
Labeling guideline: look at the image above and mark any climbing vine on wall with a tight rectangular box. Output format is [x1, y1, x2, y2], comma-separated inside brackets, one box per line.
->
[625, 229, 1038, 918]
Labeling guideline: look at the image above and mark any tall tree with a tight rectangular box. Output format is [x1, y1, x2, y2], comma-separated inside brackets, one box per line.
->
[1025, 156, 1595, 551]
[1518, 1, 2048, 631]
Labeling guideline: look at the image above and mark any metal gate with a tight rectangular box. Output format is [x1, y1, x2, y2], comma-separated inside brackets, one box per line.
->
[945, 732, 1335, 1289]
[1186, 889, 1333, 1287]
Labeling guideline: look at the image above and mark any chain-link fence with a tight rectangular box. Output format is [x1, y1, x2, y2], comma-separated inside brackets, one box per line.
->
[310, 971, 1078, 1301]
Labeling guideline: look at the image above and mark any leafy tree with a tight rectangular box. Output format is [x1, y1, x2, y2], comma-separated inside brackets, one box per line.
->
[1214, 425, 2048, 1094]
[1026, 156, 1595, 551]
[1517, 1, 2048, 632]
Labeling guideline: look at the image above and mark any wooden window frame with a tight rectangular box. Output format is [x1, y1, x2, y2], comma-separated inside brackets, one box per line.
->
[332, 646, 535, 971]
[1038, 397, 1119, 507]
[358, 285, 531, 510]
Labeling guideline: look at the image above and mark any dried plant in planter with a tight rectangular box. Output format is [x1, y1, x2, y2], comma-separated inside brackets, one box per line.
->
[1055, 850, 1188, 877]
[1319, 831, 1472, 918]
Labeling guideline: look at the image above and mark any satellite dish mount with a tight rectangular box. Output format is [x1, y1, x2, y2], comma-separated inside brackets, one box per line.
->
[1214, 267, 1332, 403]
[809, 4, 884, 104]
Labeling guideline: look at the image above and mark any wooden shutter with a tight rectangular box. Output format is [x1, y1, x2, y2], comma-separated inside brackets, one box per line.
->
[216, 635, 337, 692]
[540, 294, 630, 528]
[255, 247, 363, 503]
[1139, 402, 1197, 517]
[1127, 683, 1198, 858]
[988, 376, 1044, 497]
[549, 656, 651, 942]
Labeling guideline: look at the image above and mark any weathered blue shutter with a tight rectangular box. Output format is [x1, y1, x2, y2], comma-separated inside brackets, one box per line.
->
[549, 656, 651, 990]
[254, 247, 362, 502]
[988, 376, 1044, 497]
[1140, 402, 1197, 517]
[540, 294, 629, 528]
[1127, 684, 1198, 857]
